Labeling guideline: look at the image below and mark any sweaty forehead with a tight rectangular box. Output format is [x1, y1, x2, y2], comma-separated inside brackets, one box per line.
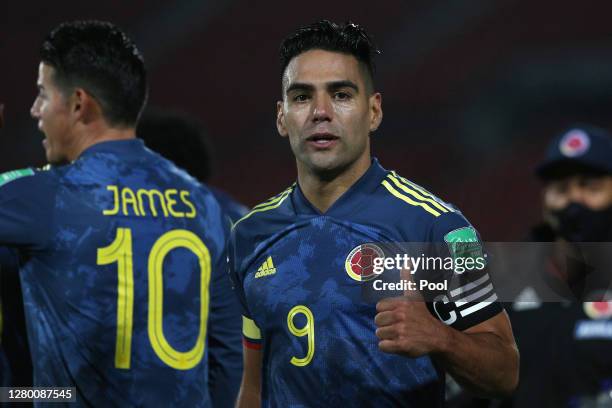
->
[283, 49, 364, 90]
[38, 63, 56, 85]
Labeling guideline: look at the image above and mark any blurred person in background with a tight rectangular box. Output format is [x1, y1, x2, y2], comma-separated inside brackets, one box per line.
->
[453, 125, 612, 408]
[137, 109, 248, 223]
[449, 125, 612, 408]
[507, 125, 612, 408]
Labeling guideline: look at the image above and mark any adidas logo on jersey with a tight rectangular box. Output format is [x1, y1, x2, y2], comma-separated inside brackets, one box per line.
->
[254, 256, 276, 278]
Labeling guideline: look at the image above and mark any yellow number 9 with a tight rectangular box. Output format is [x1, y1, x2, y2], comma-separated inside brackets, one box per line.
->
[287, 305, 315, 366]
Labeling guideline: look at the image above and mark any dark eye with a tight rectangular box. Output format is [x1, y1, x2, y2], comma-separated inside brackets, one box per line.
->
[334, 91, 351, 101]
[548, 181, 567, 194]
[293, 94, 309, 102]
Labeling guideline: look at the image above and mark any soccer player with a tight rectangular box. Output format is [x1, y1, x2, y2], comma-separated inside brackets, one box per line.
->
[230, 21, 519, 407]
[137, 109, 248, 223]
[0, 21, 240, 406]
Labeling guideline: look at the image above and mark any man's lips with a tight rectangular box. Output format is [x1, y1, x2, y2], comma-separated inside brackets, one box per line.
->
[306, 133, 339, 148]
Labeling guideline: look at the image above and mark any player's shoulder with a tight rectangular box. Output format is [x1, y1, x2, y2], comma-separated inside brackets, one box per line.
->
[378, 170, 456, 216]
[0, 166, 58, 196]
[376, 169, 476, 239]
[231, 183, 296, 236]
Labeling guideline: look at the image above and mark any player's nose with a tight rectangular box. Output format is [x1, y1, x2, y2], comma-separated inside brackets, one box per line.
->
[312, 94, 332, 122]
[30, 98, 41, 119]
[567, 181, 586, 204]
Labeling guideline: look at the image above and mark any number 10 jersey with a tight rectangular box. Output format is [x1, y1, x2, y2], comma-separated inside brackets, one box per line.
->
[0, 139, 241, 407]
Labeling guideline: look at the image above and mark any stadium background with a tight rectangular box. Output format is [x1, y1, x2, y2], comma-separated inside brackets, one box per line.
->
[2, 0, 612, 240]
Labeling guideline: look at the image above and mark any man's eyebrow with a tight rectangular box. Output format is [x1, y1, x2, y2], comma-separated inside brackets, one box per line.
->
[327, 80, 359, 92]
[285, 82, 315, 94]
[286, 80, 360, 95]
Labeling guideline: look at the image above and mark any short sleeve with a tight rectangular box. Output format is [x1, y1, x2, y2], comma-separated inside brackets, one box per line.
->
[425, 211, 503, 331]
[0, 169, 55, 249]
[228, 226, 262, 350]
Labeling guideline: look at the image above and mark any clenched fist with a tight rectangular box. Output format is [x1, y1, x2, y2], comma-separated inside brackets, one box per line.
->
[374, 295, 450, 358]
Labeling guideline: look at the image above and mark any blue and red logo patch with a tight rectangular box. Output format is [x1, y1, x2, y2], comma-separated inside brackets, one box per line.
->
[559, 129, 590, 157]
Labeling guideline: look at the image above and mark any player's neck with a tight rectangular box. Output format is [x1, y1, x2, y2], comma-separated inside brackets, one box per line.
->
[298, 154, 371, 213]
[68, 124, 136, 162]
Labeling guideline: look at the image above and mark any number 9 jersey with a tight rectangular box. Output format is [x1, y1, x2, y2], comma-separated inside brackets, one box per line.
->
[229, 159, 501, 407]
[0, 139, 242, 407]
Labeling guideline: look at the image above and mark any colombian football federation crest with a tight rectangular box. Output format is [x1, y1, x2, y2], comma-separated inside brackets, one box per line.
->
[345, 243, 384, 282]
[559, 129, 590, 157]
[583, 301, 612, 320]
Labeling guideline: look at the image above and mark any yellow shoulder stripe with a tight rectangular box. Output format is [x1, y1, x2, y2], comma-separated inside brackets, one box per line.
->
[391, 172, 454, 213]
[242, 316, 262, 340]
[233, 185, 294, 228]
[251, 184, 295, 211]
[392, 171, 435, 197]
[386, 175, 450, 214]
[381, 180, 441, 217]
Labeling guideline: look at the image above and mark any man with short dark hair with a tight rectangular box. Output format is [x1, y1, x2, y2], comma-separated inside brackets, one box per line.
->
[0, 20, 240, 406]
[231, 20, 518, 407]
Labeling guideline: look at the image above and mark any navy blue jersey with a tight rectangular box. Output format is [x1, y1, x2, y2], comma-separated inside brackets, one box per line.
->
[0, 139, 241, 407]
[230, 159, 502, 407]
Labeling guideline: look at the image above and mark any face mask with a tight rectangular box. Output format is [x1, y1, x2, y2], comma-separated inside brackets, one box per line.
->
[552, 202, 612, 242]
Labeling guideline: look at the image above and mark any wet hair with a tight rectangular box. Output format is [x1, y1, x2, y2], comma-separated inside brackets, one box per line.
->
[279, 20, 380, 93]
[40, 20, 147, 127]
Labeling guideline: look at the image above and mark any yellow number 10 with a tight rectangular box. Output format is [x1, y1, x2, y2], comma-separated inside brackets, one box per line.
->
[97, 227, 211, 370]
[287, 305, 315, 366]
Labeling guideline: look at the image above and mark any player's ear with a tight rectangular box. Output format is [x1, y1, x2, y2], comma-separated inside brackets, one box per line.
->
[369, 92, 383, 133]
[70, 88, 99, 125]
[277, 100, 288, 137]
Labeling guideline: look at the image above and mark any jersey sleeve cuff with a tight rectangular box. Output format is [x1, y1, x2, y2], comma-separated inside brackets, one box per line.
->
[242, 315, 262, 347]
[242, 338, 262, 350]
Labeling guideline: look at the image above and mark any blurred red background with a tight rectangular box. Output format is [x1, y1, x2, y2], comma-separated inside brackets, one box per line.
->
[3, 0, 612, 240]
